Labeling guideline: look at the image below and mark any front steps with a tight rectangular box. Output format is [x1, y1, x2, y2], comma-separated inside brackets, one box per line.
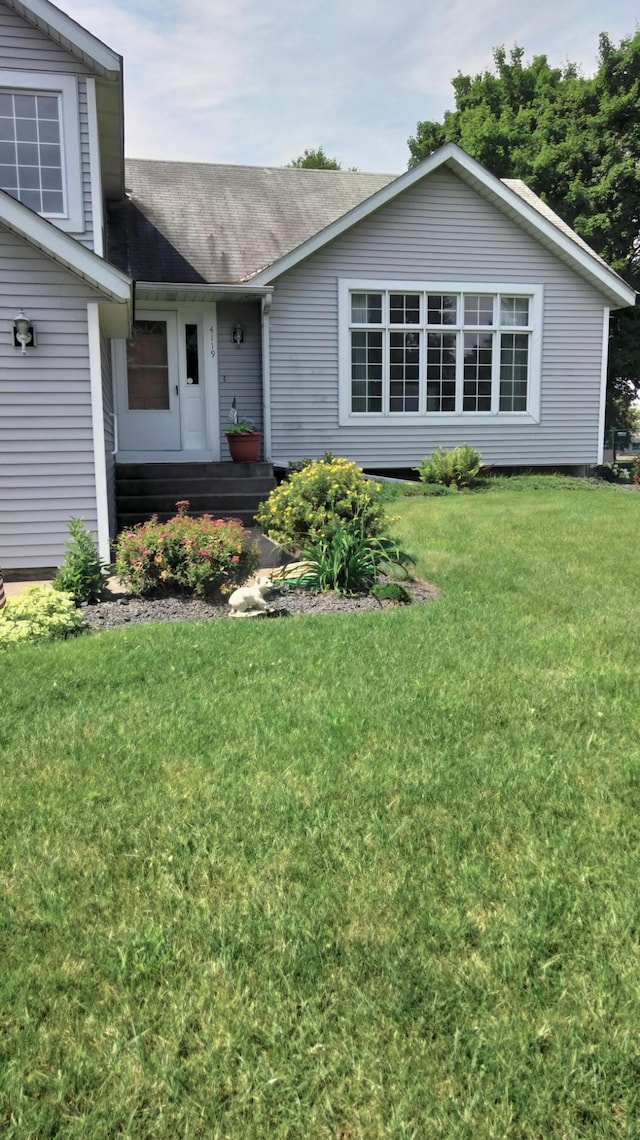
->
[116, 461, 277, 530]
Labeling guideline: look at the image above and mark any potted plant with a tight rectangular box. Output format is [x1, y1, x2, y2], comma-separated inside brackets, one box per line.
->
[225, 420, 262, 463]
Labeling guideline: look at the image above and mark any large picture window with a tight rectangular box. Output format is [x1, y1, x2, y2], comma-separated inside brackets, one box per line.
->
[339, 280, 542, 424]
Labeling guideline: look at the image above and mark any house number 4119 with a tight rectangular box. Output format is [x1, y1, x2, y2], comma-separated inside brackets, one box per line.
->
[209, 324, 216, 357]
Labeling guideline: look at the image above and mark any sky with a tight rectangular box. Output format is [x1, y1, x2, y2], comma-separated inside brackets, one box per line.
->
[58, 0, 639, 175]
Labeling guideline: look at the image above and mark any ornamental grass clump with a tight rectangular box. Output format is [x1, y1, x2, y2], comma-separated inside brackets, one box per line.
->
[255, 456, 386, 550]
[0, 585, 85, 647]
[114, 501, 258, 597]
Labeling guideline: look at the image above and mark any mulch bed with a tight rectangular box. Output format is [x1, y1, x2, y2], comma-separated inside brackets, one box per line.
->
[81, 578, 439, 632]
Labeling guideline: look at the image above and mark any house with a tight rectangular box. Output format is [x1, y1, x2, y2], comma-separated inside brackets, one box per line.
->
[0, 0, 635, 572]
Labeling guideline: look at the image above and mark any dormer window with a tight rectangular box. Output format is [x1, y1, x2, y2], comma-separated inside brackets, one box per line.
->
[0, 91, 64, 214]
[0, 72, 82, 232]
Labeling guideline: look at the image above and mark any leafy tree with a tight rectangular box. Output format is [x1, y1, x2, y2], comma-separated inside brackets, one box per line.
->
[287, 146, 341, 170]
[408, 36, 640, 428]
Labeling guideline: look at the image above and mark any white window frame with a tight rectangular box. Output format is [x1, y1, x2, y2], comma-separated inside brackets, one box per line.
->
[338, 279, 543, 426]
[0, 70, 83, 233]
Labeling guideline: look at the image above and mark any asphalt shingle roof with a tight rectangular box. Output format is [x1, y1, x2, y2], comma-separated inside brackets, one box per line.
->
[107, 159, 396, 284]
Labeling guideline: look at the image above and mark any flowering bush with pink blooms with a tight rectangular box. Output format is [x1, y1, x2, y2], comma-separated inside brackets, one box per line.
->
[114, 501, 258, 597]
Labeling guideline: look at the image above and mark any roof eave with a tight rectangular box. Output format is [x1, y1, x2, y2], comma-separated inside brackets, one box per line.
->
[250, 143, 635, 309]
[0, 191, 131, 303]
[5, 0, 122, 77]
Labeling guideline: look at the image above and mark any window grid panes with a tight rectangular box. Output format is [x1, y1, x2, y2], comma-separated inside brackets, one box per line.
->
[464, 294, 494, 326]
[389, 293, 420, 324]
[500, 296, 529, 326]
[426, 294, 457, 325]
[389, 332, 420, 412]
[426, 332, 457, 412]
[0, 91, 64, 214]
[347, 288, 533, 416]
[499, 333, 529, 411]
[351, 292, 382, 324]
[351, 329, 383, 412]
[463, 332, 493, 411]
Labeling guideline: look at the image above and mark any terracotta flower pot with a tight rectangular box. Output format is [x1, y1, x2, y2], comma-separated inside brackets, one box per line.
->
[226, 431, 262, 463]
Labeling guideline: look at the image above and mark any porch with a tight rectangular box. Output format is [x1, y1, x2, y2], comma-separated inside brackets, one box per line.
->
[115, 460, 277, 530]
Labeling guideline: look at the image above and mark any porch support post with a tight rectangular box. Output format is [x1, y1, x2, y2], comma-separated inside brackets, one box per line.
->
[88, 303, 112, 564]
[261, 293, 272, 460]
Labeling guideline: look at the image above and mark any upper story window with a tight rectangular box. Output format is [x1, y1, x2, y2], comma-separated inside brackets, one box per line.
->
[339, 280, 542, 426]
[0, 72, 82, 232]
[0, 91, 64, 214]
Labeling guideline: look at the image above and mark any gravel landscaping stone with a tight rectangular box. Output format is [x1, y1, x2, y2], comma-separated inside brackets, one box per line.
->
[81, 578, 439, 632]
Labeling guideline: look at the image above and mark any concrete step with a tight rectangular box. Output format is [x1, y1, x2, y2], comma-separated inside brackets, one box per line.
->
[116, 461, 274, 480]
[117, 509, 259, 530]
[116, 476, 276, 498]
[117, 493, 268, 515]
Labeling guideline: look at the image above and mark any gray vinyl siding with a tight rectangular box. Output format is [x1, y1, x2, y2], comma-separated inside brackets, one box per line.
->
[0, 3, 93, 72]
[0, 223, 103, 568]
[217, 301, 263, 457]
[0, 3, 94, 244]
[268, 167, 608, 468]
[101, 331, 116, 538]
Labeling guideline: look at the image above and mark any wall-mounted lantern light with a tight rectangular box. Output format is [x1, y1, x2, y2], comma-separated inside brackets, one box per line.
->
[232, 323, 244, 344]
[14, 310, 35, 354]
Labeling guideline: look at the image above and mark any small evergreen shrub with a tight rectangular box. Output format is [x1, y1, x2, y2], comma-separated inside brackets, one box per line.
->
[416, 444, 483, 489]
[114, 501, 258, 597]
[0, 586, 86, 647]
[370, 582, 411, 604]
[53, 517, 109, 603]
[255, 456, 386, 549]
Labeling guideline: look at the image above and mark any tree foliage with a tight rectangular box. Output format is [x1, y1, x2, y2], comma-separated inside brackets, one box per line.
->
[408, 36, 640, 428]
[287, 146, 341, 169]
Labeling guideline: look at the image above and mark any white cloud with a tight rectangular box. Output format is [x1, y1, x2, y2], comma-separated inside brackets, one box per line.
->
[58, 0, 640, 172]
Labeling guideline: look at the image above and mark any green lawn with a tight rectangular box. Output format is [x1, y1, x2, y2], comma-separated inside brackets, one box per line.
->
[2, 479, 640, 1138]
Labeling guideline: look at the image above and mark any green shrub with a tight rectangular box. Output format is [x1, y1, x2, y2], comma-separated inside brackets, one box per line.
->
[52, 517, 109, 603]
[370, 581, 412, 604]
[114, 501, 258, 597]
[298, 525, 415, 596]
[255, 456, 386, 550]
[416, 444, 483, 489]
[0, 586, 86, 647]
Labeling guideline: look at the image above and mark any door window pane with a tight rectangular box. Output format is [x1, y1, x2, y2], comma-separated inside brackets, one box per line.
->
[185, 323, 199, 384]
[127, 320, 170, 410]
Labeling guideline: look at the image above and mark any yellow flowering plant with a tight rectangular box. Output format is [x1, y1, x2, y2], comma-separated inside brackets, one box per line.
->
[255, 456, 386, 550]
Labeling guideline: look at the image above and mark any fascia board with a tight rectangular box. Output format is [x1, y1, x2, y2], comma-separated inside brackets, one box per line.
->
[0, 191, 131, 302]
[250, 143, 636, 309]
[7, 0, 121, 77]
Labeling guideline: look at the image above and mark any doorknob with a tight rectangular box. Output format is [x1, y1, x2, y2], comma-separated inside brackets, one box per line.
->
[175, 385, 179, 395]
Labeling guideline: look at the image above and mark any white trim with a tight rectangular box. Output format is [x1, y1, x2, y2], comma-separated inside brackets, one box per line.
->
[251, 144, 636, 309]
[338, 278, 543, 426]
[0, 70, 83, 232]
[0, 186, 130, 300]
[87, 303, 111, 562]
[598, 307, 610, 465]
[261, 294, 272, 460]
[85, 77, 103, 256]
[7, 0, 121, 76]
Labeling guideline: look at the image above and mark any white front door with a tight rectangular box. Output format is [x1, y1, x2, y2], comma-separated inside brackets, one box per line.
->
[116, 311, 181, 450]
